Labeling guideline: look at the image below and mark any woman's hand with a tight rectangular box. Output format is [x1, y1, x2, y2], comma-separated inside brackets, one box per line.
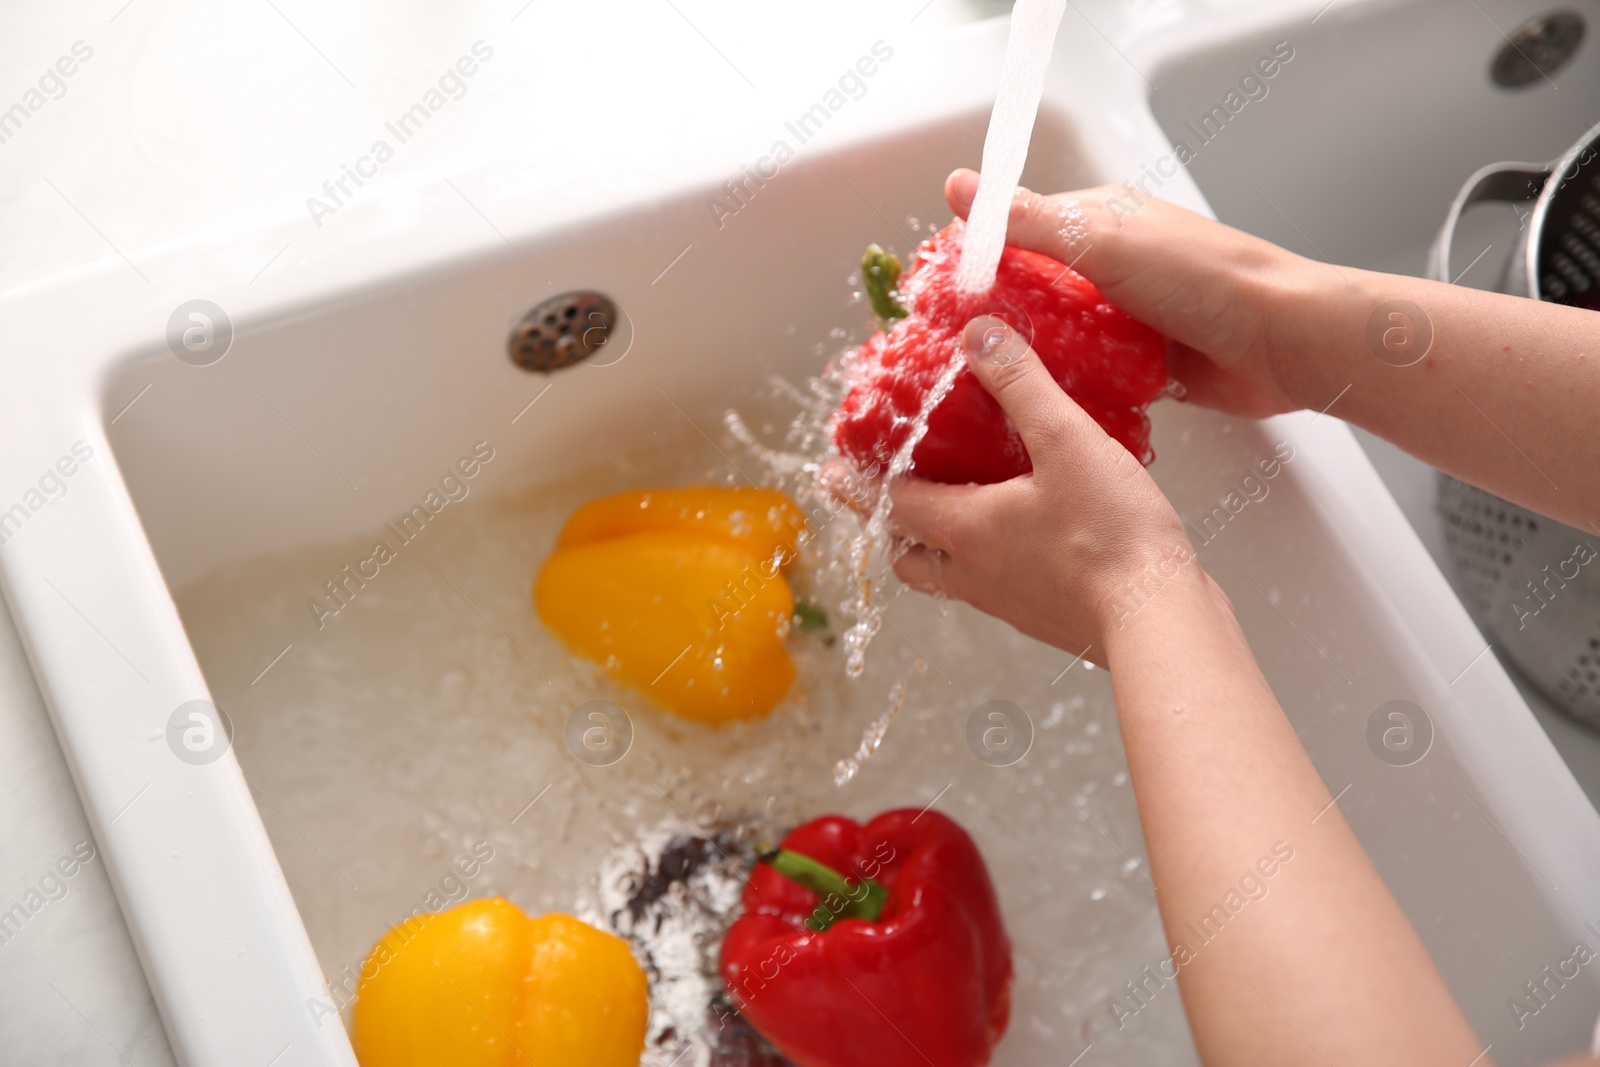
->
[945, 166, 1600, 528]
[944, 168, 1316, 420]
[899, 174, 1497, 1067]
[888, 315, 1201, 662]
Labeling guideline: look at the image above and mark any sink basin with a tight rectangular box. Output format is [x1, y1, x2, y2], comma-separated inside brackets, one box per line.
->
[3, 4, 1598, 1065]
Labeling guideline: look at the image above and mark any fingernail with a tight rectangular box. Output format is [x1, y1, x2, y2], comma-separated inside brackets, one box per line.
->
[962, 316, 1025, 367]
[949, 169, 980, 211]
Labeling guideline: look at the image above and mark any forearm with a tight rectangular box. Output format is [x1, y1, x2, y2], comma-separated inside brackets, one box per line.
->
[1272, 260, 1600, 528]
[1103, 568, 1482, 1067]
[961, 179, 1600, 524]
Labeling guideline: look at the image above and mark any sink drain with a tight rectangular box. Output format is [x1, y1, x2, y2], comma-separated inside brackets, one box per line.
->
[1491, 10, 1585, 88]
[508, 291, 620, 372]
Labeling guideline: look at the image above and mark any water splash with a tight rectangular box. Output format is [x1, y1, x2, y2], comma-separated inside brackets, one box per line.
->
[837, 343, 966, 677]
[833, 679, 907, 787]
[725, 323, 968, 682]
[584, 819, 768, 1067]
[722, 0, 1075, 781]
[953, 0, 1070, 298]
[725, 326, 979, 794]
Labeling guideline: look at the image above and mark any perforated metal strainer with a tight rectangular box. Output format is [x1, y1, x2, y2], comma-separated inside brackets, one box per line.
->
[1436, 479, 1600, 726]
[1430, 120, 1600, 728]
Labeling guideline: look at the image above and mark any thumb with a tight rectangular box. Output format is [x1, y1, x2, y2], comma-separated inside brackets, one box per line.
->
[962, 315, 1103, 461]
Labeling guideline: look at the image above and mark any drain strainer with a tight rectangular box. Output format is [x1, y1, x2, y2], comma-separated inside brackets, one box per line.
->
[1491, 10, 1585, 89]
[509, 291, 618, 372]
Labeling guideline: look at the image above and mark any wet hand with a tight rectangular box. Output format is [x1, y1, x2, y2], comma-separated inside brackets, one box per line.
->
[944, 167, 1314, 420]
[889, 315, 1199, 660]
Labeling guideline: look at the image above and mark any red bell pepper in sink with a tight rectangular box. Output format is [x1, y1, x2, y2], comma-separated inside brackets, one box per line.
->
[831, 219, 1171, 485]
[719, 809, 1012, 1067]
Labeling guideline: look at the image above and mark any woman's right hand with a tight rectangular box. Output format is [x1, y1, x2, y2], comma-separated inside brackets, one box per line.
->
[887, 315, 1203, 663]
[944, 168, 1318, 420]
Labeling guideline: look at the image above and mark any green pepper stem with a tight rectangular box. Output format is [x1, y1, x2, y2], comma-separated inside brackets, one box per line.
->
[861, 245, 909, 327]
[764, 849, 888, 932]
[793, 600, 829, 633]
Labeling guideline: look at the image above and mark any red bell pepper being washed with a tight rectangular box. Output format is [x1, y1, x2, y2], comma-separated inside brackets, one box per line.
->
[719, 809, 1012, 1067]
[831, 219, 1171, 485]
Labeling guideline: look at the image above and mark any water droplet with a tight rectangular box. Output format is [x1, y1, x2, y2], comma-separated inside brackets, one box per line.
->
[1055, 199, 1089, 256]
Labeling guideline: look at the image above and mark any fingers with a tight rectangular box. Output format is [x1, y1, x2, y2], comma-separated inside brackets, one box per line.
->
[1165, 341, 1292, 420]
[818, 457, 875, 515]
[944, 168, 981, 215]
[1164, 343, 1232, 409]
[888, 477, 982, 552]
[961, 316, 1107, 463]
[945, 167, 1114, 269]
[893, 543, 949, 593]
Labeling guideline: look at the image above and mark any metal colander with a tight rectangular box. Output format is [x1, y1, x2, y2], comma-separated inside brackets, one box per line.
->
[1430, 118, 1600, 728]
[1437, 478, 1600, 726]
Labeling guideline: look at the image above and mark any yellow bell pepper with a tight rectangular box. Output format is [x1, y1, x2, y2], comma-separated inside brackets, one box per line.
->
[352, 898, 647, 1067]
[535, 487, 805, 722]
[556, 486, 804, 565]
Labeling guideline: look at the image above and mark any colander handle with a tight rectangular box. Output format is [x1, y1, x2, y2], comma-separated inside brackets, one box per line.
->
[1426, 161, 1550, 284]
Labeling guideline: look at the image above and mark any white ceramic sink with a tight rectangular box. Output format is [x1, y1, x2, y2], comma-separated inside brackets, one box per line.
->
[3, 3, 1599, 1066]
